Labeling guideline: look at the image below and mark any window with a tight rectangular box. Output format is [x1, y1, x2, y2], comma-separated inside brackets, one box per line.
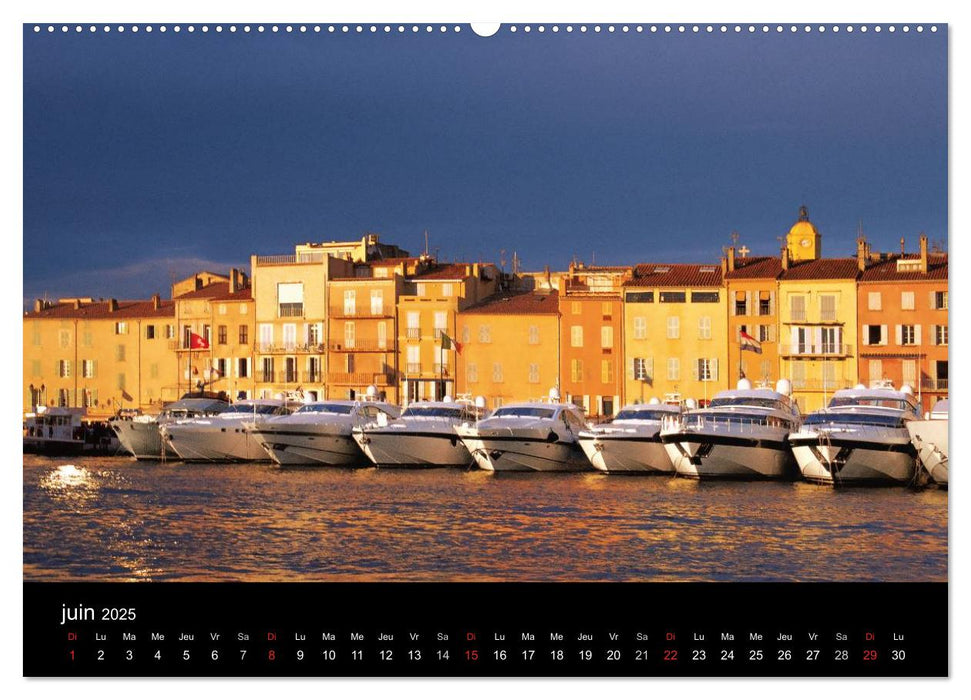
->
[442, 283, 454, 297]
[660, 291, 686, 303]
[307, 357, 321, 382]
[478, 325, 491, 343]
[57, 389, 70, 407]
[466, 363, 478, 383]
[528, 363, 540, 384]
[279, 283, 304, 317]
[633, 357, 652, 381]
[462, 326, 470, 344]
[307, 322, 322, 347]
[58, 360, 71, 378]
[868, 292, 882, 311]
[864, 324, 886, 346]
[758, 292, 772, 316]
[698, 316, 712, 340]
[218, 325, 227, 345]
[114, 322, 128, 334]
[58, 330, 70, 348]
[900, 325, 917, 345]
[261, 357, 274, 382]
[377, 321, 388, 350]
[900, 291, 915, 311]
[344, 354, 355, 374]
[82, 331, 93, 347]
[528, 325, 540, 345]
[819, 294, 837, 322]
[116, 344, 126, 361]
[758, 325, 773, 343]
[935, 325, 948, 346]
[789, 295, 806, 322]
[868, 359, 883, 383]
[239, 325, 249, 344]
[239, 304, 248, 315]
[932, 290, 948, 310]
[571, 326, 584, 347]
[760, 360, 772, 382]
[203, 325, 211, 344]
[370, 289, 384, 315]
[602, 301, 613, 318]
[625, 291, 653, 303]
[666, 316, 680, 339]
[406, 311, 421, 339]
[691, 291, 719, 303]
[492, 363, 503, 383]
[282, 324, 297, 350]
[601, 360, 613, 383]
[434, 311, 447, 339]
[166, 324, 176, 339]
[902, 360, 917, 387]
[144, 324, 156, 340]
[82, 360, 95, 378]
[31, 360, 40, 376]
[822, 362, 837, 387]
[342, 321, 357, 349]
[790, 361, 806, 389]
[406, 345, 421, 374]
[238, 358, 249, 378]
[571, 301, 581, 315]
[343, 290, 356, 315]
[633, 317, 647, 340]
[218, 304, 227, 316]
[117, 373, 126, 391]
[666, 357, 680, 381]
[735, 292, 747, 316]
[215, 358, 228, 379]
[820, 327, 841, 354]
[696, 358, 717, 382]
[571, 359, 583, 383]
[601, 326, 613, 349]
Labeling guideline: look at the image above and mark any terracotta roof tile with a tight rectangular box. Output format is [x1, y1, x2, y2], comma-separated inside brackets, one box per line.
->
[779, 258, 860, 281]
[460, 290, 560, 315]
[175, 282, 253, 301]
[411, 263, 479, 280]
[625, 263, 723, 287]
[725, 256, 783, 279]
[25, 299, 175, 320]
[859, 254, 948, 282]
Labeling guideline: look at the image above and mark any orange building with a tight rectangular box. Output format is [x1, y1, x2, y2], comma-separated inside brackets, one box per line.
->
[558, 264, 630, 418]
[858, 235, 948, 412]
[723, 251, 782, 386]
[456, 290, 561, 408]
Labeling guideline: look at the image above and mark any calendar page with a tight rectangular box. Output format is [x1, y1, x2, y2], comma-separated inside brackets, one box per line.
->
[21, 15, 948, 679]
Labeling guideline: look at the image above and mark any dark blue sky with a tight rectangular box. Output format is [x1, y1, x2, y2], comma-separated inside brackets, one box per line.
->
[23, 25, 947, 301]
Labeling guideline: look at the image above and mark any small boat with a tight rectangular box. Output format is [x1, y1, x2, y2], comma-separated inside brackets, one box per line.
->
[109, 394, 230, 459]
[24, 407, 116, 455]
[907, 398, 948, 488]
[159, 399, 293, 462]
[577, 397, 682, 474]
[246, 398, 400, 467]
[660, 379, 801, 480]
[455, 389, 592, 472]
[789, 383, 920, 486]
[352, 398, 486, 468]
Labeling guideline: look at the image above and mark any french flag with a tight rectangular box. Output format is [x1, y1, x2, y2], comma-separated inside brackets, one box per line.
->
[739, 330, 763, 354]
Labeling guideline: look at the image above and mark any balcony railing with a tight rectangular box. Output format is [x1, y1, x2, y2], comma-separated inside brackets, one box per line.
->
[256, 371, 321, 384]
[779, 343, 853, 358]
[433, 328, 447, 340]
[327, 372, 396, 386]
[405, 363, 422, 374]
[405, 328, 421, 340]
[433, 364, 450, 376]
[257, 343, 325, 354]
[327, 339, 390, 352]
[278, 303, 304, 318]
[329, 306, 394, 319]
[921, 378, 948, 391]
[787, 379, 855, 391]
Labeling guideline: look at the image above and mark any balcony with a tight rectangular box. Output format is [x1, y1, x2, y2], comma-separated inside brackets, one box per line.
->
[327, 372, 396, 386]
[255, 371, 321, 384]
[254, 253, 324, 265]
[921, 378, 948, 391]
[329, 306, 394, 319]
[433, 364, 450, 376]
[405, 328, 421, 340]
[778, 343, 853, 358]
[787, 379, 855, 391]
[433, 328, 447, 340]
[257, 343, 326, 354]
[327, 339, 390, 352]
[278, 303, 304, 318]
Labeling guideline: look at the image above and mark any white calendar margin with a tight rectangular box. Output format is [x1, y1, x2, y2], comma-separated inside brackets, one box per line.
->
[3, 0, 963, 698]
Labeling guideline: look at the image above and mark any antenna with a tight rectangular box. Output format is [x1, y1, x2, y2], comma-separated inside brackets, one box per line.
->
[730, 230, 740, 247]
[423, 230, 429, 257]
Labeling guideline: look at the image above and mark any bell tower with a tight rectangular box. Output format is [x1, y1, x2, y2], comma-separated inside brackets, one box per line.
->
[785, 205, 822, 262]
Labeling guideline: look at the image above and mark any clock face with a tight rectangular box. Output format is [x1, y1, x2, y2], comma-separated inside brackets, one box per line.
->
[800, 238, 812, 248]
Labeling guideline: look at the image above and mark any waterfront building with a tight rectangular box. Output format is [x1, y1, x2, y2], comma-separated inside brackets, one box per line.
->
[622, 263, 726, 406]
[24, 294, 178, 419]
[326, 257, 425, 403]
[456, 289, 561, 409]
[777, 208, 859, 412]
[172, 268, 256, 400]
[723, 250, 782, 386]
[397, 261, 500, 403]
[857, 234, 948, 412]
[558, 264, 631, 417]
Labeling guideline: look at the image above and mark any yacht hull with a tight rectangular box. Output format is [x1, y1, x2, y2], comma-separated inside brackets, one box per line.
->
[577, 435, 674, 474]
[110, 419, 176, 459]
[789, 432, 917, 486]
[248, 426, 366, 467]
[162, 425, 271, 462]
[661, 432, 795, 480]
[354, 429, 473, 468]
[457, 429, 590, 472]
[907, 420, 949, 487]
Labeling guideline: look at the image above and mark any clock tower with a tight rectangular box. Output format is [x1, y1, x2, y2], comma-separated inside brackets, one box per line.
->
[785, 205, 821, 262]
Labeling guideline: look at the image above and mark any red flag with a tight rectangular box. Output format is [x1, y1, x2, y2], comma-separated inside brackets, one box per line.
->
[189, 332, 209, 349]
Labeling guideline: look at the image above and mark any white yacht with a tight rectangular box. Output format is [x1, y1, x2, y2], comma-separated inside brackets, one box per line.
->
[246, 399, 400, 467]
[159, 399, 293, 462]
[455, 390, 591, 472]
[577, 398, 682, 474]
[24, 407, 88, 455]
[110, 394, 230, 459]
[789, 384, 920, 486]
[908, 399, 948, 488]
[660, 379, 801, 480]
[352, 399, 485, 468]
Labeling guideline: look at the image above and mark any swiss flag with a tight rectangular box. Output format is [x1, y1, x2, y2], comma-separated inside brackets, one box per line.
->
[189, 332, 209, 349]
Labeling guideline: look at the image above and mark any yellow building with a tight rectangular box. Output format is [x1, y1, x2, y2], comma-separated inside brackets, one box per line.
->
[398, 262, 499, 402]
[456, 290, 561, 408]
[723, 251, 783, 386]
[622, 264, 727, 406]
[172, 269, 256, 401]
[24, 295, 178, 419]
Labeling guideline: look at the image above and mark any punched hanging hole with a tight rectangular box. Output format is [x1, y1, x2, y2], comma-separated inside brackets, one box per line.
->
[471, 23, 501, 37]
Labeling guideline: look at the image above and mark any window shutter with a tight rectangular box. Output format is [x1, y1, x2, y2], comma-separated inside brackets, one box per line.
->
[627, 358, 635, 380]
[895, 325, 902, 346]
[880, 325, 888, 346]
[711, 358, 719, 381]
[915, 325, 922, 345]
[862, 327, 870, 346]
[745, 291, 752, 316]
[769, 290, 775, 316]
[692, 360, 699, 381]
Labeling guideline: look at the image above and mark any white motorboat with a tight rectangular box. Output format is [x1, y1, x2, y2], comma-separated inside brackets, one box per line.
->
[789, 384, 920, 486]
[907, 398, 948, 488]
[660, 379, 801, 480]
[109, 394, 230, 459]
[455, 390, 592, 472]
[24, 407, 88, 455]
[246, 399, 400, 467]
[159, 399, 293, 462]
[577, 398, 682, 474]
[352, 399, 485, 468]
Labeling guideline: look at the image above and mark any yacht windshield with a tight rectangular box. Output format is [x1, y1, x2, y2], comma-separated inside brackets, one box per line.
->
[402, 406, 463, 418]
[828, 397, 913, 411]
[689, 413, 795, 429]
[614, 409, 673, 422]
[295, 403, 355, 415]
[806, 413, 907, 429]
[223, 404, 281, 415]
[492, 407, 556, 420]
[708, 397, 786, 410]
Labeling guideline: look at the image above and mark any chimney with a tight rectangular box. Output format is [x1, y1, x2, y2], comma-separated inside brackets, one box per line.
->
[856, 236, 868, 272]
[107, 298, 119, 312]
[919, 233, 929, 273]
[73, 299, 82, 310]
[195, 275, 203, 291]
[781, 246, 790, 271]
[152, 294, 161, 310]
[33, 299, 44, 313]
[900, 237, 906, 255]
[229, 268, 238, 294]
[727, 246, 736, 273]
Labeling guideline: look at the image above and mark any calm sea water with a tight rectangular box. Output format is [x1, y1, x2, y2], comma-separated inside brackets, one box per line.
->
[23, 455, 947, 582]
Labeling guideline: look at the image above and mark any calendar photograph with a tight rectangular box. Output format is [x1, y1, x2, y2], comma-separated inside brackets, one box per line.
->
[21, 19, 949, 677]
